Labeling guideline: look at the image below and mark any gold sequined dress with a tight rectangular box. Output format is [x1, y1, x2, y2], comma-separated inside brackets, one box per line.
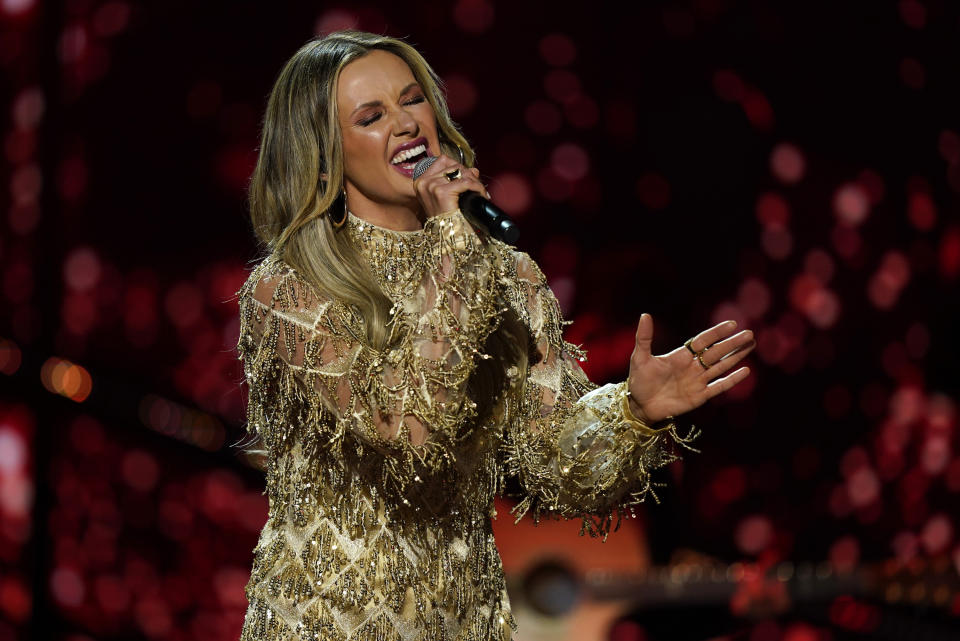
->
[235, 209, 700, 641]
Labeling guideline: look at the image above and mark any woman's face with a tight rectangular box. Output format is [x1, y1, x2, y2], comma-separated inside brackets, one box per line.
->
[336, 49, 440, 215]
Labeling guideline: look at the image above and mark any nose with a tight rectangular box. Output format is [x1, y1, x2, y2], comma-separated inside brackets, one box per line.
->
[391, 104, 419, 137]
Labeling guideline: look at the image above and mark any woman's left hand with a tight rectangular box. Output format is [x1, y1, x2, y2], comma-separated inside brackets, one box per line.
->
[626, 314, 755, 425]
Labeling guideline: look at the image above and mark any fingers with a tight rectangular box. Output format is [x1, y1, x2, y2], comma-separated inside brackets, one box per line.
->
[700, 338, 753, 379]
[633, 313, 654, 353]
[699, 329, 754, 368]
[704, 366, 750, 398]
[686, 320, 740, 353]
[413, 154, 490, 217]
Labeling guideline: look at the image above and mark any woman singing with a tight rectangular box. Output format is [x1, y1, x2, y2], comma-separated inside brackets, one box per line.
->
[235, 30, 755, 641]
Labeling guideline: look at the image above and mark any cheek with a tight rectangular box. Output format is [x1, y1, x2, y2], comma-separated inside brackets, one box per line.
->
[342, 131, 384, 176]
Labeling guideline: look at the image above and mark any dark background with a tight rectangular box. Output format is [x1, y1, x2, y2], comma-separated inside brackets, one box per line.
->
[1, 1, 958, 640]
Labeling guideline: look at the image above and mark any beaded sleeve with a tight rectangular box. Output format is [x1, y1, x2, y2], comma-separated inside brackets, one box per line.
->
[236, 209, 502, 499]
[495, 247, 702, 539]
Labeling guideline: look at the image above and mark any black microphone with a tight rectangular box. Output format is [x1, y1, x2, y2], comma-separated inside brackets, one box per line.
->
[412, 156, 520, 244]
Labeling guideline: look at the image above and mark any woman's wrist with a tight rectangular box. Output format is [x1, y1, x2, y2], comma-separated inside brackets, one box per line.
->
[621, 381, 675, 432]
[626, 392, 650, 425]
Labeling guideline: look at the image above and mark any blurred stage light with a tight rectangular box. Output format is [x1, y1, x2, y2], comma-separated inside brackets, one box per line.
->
[40, 357, 93, 402]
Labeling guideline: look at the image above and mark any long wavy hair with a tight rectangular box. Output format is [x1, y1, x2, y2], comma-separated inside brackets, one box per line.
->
[243, 30, 529, 455]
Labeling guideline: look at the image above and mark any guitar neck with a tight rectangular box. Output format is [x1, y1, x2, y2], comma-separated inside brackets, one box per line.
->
[584, 562, 875, 607]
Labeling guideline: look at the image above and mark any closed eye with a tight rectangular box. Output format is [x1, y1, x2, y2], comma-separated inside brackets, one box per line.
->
[358, 95, 428, 127]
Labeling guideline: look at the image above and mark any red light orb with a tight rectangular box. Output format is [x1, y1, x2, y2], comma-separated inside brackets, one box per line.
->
[846, 467, 880, 508]
[920, 513, 953, 554]
[63, 247, 101, 292]
[525, 100, 562, 136]
[755, 191, 790, 228]
[783, 622, 822, 641]
[711, 465, 747, 503]
[770, 143, 805, 184]
[452, 0, 495, 34]
[58, 22, 88, 64]
[737, 278, 770, 319]
[489, 172, 532, 216]
[550, 143, 590, 181]
[92, 2, 131, 37]
[735, 515, 773, 555]
[899, 57, 926, 90]
[12, 86, 44, 129]
[636, 172, 671, 210]
[804, 248, 835, 284]
[50, 566, 85, 607]
[937, 129, 960, 164]
[938, 226, 960, 278]
[313, 10, 359, 36]
[804, 288, 840, 329]
[564, 94, 599, 129]
[710, 302, 748, 331]
[829, 536, 860, 573]
[899, 0, 927, 28]
[538, 33, 576, 67]
[543, 69, 580, 103]
[536, 167, 573, 202]
[10, 163, 40, 205]
[857, 169, 886, 205]
[442, 73, 477, 118]
[908, 192, 936, 230]
[761, 227, 792, 259]
[741, 88, 774, 131]
[712, 69, 744, 102]
[891, 530, 918, 563]
[121, 450, 159, 492]
[833, 183, 870, 226]
[756, 326, 789, 364]
[164, 282, 204, 329]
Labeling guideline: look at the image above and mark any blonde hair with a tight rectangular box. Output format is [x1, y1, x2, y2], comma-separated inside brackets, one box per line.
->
[242, 30, 528, 455]
[249, 29, 476, 351]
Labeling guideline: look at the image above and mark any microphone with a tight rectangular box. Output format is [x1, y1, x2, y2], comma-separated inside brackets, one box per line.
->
[412, 156, 520, 244]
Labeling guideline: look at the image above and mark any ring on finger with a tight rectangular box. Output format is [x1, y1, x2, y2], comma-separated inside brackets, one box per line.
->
[684, 338, 698, 355]
[444, 168, 462, 182]
[696, 350, 710, 370]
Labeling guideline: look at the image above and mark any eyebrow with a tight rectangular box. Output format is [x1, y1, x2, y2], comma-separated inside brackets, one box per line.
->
[349, 82, 422, 117]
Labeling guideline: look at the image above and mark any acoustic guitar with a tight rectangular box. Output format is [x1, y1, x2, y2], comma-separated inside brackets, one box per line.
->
[491, 497, 960, 641]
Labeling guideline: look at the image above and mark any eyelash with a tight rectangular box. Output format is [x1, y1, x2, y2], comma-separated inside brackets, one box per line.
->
[358, 96, 426, 127]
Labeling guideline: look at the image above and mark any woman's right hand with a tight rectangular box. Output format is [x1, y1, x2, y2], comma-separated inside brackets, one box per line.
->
[412, 154, 490, 219]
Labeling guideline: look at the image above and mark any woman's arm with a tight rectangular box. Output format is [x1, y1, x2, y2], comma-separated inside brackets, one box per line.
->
[498, 249, 702, 540]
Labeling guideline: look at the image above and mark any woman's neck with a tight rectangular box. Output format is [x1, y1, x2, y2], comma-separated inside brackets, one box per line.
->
[344, 190, 426, 232]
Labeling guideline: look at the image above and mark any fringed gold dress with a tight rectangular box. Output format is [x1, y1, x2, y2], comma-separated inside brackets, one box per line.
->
[235, 209, 699, 641]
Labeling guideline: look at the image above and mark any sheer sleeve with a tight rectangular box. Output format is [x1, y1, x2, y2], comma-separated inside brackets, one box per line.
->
[236, 210, 502, 492]
[497, 249, 701, 539]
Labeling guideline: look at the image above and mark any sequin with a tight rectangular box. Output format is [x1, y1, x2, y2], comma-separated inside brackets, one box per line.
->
[235, 209, 699, 640]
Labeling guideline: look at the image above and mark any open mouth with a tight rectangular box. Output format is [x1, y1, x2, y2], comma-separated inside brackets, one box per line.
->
[390, 141, 430, 176]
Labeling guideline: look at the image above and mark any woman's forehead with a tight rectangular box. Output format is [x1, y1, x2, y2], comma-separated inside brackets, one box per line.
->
[337, 50, 417, 108]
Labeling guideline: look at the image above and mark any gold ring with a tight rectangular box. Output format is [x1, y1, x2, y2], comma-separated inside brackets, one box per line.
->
[444, 168, 462, 182]
[696, 351, 709, 370]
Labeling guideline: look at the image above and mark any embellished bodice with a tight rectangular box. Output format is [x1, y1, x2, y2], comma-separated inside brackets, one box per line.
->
[235, 209, 699, 641]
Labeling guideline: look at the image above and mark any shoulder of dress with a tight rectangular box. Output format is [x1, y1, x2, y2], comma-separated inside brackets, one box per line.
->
[236, 253, 316, 298]
[236, 253, 353, 329]
[486, 239, 548, 288]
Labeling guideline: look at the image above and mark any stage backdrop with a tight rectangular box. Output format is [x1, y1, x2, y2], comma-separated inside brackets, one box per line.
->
[1, 1, 958, 640]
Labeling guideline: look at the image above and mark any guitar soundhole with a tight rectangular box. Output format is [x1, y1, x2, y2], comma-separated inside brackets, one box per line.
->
[522, 560, 581, 617]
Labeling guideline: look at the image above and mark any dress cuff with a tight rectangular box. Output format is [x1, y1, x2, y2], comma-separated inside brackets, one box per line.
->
[618, 381, 677, 436]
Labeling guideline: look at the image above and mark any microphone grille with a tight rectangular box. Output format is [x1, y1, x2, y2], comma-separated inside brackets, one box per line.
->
[412, 155, 438, 180]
